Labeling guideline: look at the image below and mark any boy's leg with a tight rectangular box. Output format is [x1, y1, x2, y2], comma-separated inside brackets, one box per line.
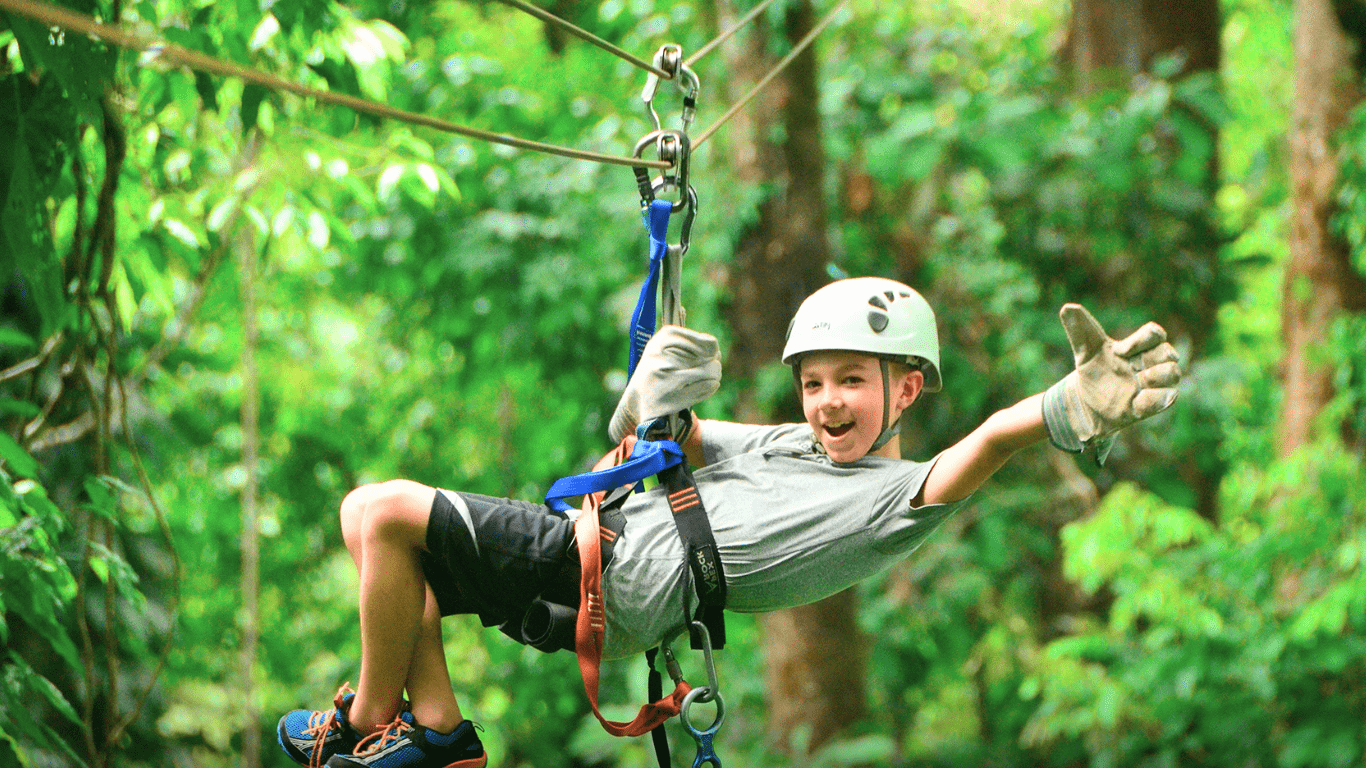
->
[339, 480, 463, 734]
[406, 584, 462, 731]
[341, 484, 464, 732]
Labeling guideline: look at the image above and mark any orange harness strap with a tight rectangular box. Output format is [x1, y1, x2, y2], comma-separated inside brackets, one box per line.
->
[573, 436, 692, 737]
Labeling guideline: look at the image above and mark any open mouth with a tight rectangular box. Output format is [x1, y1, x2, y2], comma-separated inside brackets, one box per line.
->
[824, 421, 854, 439]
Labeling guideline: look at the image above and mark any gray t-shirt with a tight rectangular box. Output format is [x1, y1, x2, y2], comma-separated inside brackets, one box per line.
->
[598, 420, 967, 659]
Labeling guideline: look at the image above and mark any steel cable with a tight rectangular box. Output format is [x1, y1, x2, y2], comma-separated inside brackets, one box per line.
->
[496, 0, 785, 77]
[692, 0, 850, 149]
[0, 0, 849, 166]
[0, 0, 672, 169]
[491, 0, 671, 78]
[683, 0, 784, 68]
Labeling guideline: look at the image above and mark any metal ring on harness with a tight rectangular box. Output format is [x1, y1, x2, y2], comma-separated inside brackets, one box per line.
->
[680, 685, 725, 768]
[680, 686, 725, 737]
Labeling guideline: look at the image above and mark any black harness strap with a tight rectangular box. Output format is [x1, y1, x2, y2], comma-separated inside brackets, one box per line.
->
[646, 648, 672, 768]
[660, 461, 726, 650]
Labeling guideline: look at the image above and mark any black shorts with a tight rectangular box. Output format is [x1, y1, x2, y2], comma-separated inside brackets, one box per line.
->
[420, 490, 577, 628]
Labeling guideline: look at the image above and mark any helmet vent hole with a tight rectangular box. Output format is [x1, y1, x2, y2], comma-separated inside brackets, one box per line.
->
[884, 291, 895, 302]
[899, 291, 910, 298]
[868, 295, 888, 310]
[867, 311, 889, 333]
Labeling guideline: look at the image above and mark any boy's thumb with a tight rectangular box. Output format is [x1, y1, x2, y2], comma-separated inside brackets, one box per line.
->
[1059, 304, 1109, 366]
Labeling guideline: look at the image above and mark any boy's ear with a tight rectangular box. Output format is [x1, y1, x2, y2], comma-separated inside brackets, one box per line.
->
[894, 368, 925, 410]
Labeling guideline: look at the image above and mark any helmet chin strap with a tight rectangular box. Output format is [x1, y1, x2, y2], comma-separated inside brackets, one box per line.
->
[868, 358, 900, 453]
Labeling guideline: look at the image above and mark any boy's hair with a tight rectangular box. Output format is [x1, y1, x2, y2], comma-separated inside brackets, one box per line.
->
[793, 353, 923, 380]
[889, 356, 924, 378]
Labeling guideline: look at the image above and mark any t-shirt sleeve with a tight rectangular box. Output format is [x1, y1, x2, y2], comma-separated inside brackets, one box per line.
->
[699, 420, 811, 465]
[871, 452, 972, 555]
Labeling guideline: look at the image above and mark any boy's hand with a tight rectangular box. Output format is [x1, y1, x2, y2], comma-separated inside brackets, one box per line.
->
[1042, 304, 1182, 464]
[609, 326, 721, 443]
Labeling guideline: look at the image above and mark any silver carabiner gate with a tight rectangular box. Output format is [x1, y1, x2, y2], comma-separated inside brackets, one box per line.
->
[680, 621, 724, 768]
[676, 65, 700, 134]
[641, 44, 702, 136]
[659, 621, 725, 767]
[642, 44, 682, 132]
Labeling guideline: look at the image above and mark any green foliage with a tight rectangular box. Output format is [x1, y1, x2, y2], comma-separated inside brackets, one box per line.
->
[0, 461, 86, 767]
[1023, 452, 1366, 767]
[3, 0, 1363, 764]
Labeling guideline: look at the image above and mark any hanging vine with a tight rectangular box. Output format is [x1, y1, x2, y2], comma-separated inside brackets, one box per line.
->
[0, 19, 184, 765]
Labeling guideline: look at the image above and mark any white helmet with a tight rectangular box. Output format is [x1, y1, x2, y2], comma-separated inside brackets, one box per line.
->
[782, 277, 942, 392]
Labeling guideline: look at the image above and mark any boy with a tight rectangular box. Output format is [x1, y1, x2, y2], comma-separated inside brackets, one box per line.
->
[277, 277, 1181, 768]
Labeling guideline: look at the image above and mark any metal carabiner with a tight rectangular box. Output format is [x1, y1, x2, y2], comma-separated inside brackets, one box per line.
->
[633, 129, 666, 207]
[657, 619, 720, 695]
[681, 685, 725, 768]
[642, 44, 682, 132]
[674, 184, 698, 258]
[676, 65, 700, 134]
[687, 620, 719, 693]
[635, 130, 692, 214]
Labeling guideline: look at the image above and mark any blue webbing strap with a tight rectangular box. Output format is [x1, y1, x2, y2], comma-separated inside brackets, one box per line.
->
[547, 200, 675, 512]
[544, 437, 685, 512]
[629, 199, 674, 378]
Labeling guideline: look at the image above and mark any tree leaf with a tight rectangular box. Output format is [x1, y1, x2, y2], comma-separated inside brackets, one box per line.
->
[241, 83, 269, 136]
[0, 434, 37, 479]
[194, 71, 219, 112]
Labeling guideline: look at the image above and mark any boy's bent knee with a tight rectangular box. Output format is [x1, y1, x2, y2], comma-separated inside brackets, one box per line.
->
[358, 480, 437, 548]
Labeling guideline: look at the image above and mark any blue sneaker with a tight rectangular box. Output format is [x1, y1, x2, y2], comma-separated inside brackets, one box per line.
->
[278, 683, 363, 767]
[324, 718, 486, 768]
[278, 685, 414, 767]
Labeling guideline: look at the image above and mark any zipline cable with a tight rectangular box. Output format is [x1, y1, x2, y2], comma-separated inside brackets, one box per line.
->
[692, 0, 850, 150]
[494, 0, 784, 77]
[682, 0, 784, 68]
[0, 0, 672, 169]
[491, 0, 671, 78]
[0, 0, 849, 166]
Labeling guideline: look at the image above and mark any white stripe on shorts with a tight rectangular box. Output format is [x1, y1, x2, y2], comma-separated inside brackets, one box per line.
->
[438, 489, 479, 556]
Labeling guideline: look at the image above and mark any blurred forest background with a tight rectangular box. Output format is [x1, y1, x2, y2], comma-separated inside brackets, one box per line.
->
[3, 0, 1366, 764]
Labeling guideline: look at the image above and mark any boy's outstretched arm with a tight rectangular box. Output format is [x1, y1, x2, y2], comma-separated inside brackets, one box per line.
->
[918, 393, 1047, 506]
[918, 304, 1182, 507]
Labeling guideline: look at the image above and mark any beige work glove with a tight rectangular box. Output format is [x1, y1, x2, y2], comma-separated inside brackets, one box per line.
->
[609, 325, 721, 443]
[1042, 304, 1182, 465]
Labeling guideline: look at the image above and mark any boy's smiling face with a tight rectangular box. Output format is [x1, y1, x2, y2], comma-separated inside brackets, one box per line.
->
[799, 350, 923, 463]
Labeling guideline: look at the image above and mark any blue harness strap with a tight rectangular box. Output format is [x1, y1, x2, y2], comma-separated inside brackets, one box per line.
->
[547, 191, 727, 768]
[629, 199, 674, 377]
[544, 437, 684, 512]
[545, 199, 681, 513]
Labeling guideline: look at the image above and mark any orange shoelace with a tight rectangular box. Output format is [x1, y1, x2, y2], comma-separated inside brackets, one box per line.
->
[301, 682, 356, 768]
[353, 716, 413, 756]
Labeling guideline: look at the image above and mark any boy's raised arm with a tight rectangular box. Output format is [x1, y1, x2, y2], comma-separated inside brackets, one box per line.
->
[918, 305, 1182, 507]
[609, 325, 721, 467]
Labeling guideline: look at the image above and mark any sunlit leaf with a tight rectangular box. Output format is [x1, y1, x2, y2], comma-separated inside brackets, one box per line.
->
[0, 435, 37, 479]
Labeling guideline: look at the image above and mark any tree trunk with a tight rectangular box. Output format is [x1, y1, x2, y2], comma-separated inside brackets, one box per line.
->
[1067, 0, 1226, 519]
[717, 0, 865, 752]
[1280, 0, 1366, 455]
[238, 214, 262, 768]
[1067, 0, 1221, 92]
